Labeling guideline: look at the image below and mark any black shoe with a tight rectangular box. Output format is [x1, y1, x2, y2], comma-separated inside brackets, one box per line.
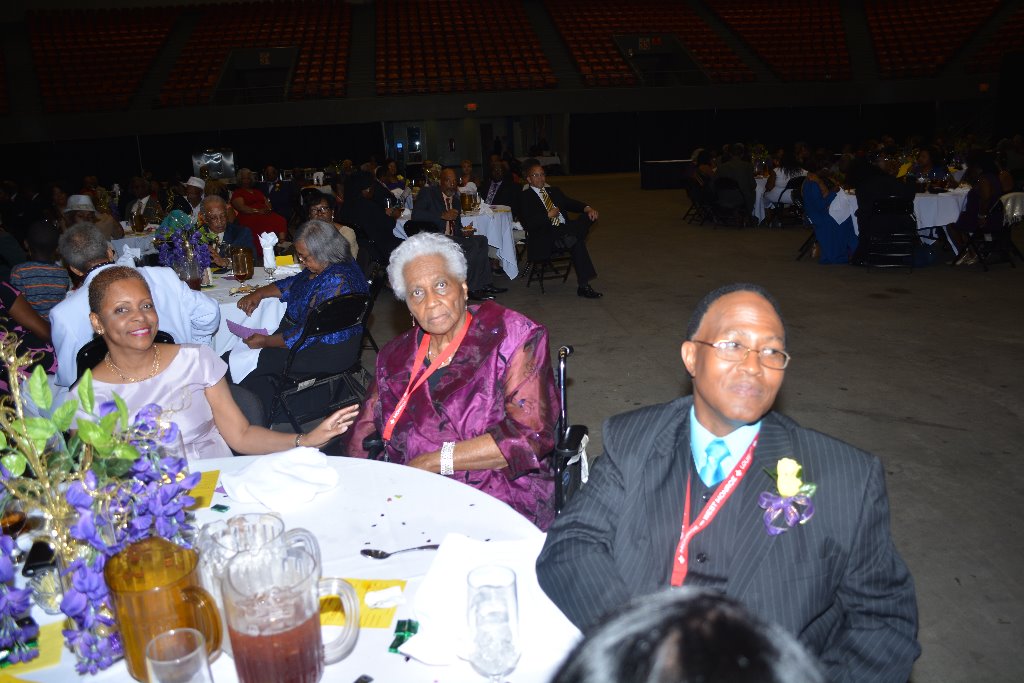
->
[468, 290, 496, 301]
[577, 284, 603, 299]
[482, 284, 508, 294]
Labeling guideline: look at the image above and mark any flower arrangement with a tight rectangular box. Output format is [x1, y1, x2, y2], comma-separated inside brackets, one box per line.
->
[0, 331, 199, 673]
[758, 457, 816, 536]
[0, 531, 37, 665]
[154, 209, 218, 271]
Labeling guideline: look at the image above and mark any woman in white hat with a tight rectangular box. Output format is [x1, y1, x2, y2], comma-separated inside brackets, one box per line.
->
[64, 194, 124, 239]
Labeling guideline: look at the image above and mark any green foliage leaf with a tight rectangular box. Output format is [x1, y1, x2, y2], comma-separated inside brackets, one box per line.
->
[99, 412, 119, 435]
[1, 453, 26, 477]
[112, 443, 139, 461]
[0, 431, 6, 449]
[51, 398, 79, 433]
[23, 417, 57, 450]
[77, 370, 95, 415]
[113, 394, 130, 432]
[77, 420, 113, 451]
[28, 366, 52, 412]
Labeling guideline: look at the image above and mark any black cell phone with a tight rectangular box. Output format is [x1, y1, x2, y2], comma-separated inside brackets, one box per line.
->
[21, 541, 56, 577]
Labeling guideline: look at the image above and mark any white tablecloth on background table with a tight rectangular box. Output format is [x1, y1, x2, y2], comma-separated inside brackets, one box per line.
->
[204, 267, 288, 381]
[18, 456, 580, 683]
[395, 209, 519, 278]
[753, 176, 768, 222]
[828, 188, 970, 236]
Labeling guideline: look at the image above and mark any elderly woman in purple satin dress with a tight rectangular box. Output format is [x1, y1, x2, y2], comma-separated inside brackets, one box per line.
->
[344, 232, 560, 529]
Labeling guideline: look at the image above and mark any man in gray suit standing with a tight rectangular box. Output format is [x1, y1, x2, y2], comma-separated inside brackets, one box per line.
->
[537, 283, 920, 683]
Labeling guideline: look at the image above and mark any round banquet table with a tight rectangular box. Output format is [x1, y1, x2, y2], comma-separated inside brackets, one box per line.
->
[17, 456, 579, 683]
[827, 187, 971, 235]
[395, 209, 519, 279]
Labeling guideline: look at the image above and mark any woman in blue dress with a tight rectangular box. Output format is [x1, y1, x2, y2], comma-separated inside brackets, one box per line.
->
[236, 219, 369, 424]
[801, 171, 859, 264]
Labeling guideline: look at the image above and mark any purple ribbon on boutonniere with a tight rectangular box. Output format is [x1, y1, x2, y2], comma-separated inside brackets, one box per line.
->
[758, 492, 815, 536]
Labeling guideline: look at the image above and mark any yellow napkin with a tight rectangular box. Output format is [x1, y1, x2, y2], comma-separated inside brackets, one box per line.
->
[187, 470, 219, 509]
[276, 255, 295, 266]
[320, 579, 406, 629]
[1, 621, 65, 676]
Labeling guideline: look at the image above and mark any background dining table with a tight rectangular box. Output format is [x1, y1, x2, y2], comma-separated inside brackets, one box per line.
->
[395, 207, 520, 279]
[203, 266, 289, 382]
[827, 186, 970, 251]
[10, 455, 581, 683]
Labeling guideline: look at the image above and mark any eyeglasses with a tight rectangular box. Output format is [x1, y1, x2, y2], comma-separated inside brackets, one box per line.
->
[310, 206, 332, 215]
[691, 339, 790, 370]
[529, 172, 545, 178]
[295, 253, 308, 264]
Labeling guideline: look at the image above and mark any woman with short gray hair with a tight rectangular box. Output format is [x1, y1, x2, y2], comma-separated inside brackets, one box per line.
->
[344, 231, 561, 529]
[235, 219, 368, 424]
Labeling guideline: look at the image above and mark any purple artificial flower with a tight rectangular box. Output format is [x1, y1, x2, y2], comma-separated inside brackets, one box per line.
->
[97, 401, 118, 418]
[159, 421, 180, 445]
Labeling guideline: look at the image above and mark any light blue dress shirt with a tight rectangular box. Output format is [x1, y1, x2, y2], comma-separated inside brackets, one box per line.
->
[689, 407, 761, 487]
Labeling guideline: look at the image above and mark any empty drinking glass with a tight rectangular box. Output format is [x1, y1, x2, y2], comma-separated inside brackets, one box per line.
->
[466, 565, 520, 682]
[145, 628, 215, 683]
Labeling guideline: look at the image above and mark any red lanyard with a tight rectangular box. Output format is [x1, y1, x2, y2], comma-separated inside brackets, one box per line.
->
[670, 435, 758, 587]
[381, 312, 473, 442]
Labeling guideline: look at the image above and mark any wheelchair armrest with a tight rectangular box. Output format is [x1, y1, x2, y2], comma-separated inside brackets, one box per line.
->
[362, 432, 387, 461]
[555, 424, 588, 461]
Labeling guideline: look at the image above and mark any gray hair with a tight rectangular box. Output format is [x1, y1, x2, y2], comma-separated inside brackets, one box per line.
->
[237, 167, 253, 179]
[293, 220, 352, 266]
[387, 232, 467, 300]
[200, 194, 227, 213]
[59, 222, 110, 271]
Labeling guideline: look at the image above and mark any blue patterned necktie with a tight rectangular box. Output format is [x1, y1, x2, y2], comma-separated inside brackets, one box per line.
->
[701, 439, 731, 487]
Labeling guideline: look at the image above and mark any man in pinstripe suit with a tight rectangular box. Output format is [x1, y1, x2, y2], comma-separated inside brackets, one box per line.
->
[537, 283, 919, 683]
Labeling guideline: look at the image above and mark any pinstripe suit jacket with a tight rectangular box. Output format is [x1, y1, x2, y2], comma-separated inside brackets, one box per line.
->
[537, 396, 920, 683]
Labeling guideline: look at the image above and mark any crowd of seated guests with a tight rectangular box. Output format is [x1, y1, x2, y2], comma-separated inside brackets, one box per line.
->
[685, 133, 1024, 266]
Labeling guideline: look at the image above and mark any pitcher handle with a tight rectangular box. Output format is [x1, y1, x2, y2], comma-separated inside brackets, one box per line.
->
[285, 528, 322, 578]
[183, 584, 223, 657]
[318, 577, 360, 664]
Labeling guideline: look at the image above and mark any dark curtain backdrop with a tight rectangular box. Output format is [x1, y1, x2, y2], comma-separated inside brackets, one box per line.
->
[1, 121, 383, 189]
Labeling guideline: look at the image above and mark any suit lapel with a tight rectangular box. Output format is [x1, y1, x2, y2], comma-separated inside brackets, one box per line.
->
[725, 416, 794, 594]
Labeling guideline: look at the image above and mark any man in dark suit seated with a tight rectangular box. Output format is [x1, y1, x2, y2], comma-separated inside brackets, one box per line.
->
[411, 168, 506, 302]
[262, 165, 296, 220]
[478, 160, 521, 215]
[336, 172, 403, 265]
[518, 160, 602, 298]
[713, 144, 756, 218]
[172, 176, 206, 219]
[200, 195, 255, 267]
[537, 283, 920, 683]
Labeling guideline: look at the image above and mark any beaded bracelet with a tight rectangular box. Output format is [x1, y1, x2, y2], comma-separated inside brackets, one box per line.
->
[440, 441, 455, 476]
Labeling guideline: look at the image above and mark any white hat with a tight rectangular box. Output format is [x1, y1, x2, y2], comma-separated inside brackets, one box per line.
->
[64, 194, 96, 214]
[185, 176, 206, 190]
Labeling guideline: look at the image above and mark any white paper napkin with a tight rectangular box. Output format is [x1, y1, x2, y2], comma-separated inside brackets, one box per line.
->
[259, 232, 279, 270]
[459, 183, 478, 194]
[399, 532, 581, 666]
[274, 264, 302, 276]
[220, 447, 339, 511]
[115, 244, 142, 266]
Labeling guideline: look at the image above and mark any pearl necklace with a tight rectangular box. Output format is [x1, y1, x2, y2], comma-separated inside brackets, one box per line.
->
[104, 345, 161, 383]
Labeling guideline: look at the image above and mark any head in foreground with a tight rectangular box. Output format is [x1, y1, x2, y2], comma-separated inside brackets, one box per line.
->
[681, 284, 788, 437]
[387, 232, 469, 339]
[293, 219, 352, 275]
[551, 588, 825, 683]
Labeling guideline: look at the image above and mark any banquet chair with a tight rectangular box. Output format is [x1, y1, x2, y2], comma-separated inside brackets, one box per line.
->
[361, 263, 387, 353]
[523, 226, 574, 293]
[769, 176, 807, 227]
[863, 196, 918, 271]
[710, 177, 749, 227]
[682, 177, 712, 225]
[999, 192, 1024, 261]
[75, 331, 175, 381]
[552, 345, 588, 515]
[267, 293, 371, 433]
[964, 196, 1013, 271]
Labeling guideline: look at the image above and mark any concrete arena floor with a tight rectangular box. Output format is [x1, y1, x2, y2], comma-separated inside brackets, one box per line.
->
[362, 172, 1024, 683]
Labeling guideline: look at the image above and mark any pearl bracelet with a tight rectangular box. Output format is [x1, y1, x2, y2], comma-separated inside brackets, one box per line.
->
[440, 441, 455, 476]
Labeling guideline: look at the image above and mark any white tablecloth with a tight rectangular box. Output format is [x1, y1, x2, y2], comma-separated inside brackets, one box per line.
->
[18, 456, 580, 683]
[395, 209, 519, 278]
[753, 176, 768, 222]
[204, 267, 289, 381]
[828, 188, 971, 235]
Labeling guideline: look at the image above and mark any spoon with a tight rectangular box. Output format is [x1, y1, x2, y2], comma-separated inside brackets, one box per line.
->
[360, 544, 439, 559]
